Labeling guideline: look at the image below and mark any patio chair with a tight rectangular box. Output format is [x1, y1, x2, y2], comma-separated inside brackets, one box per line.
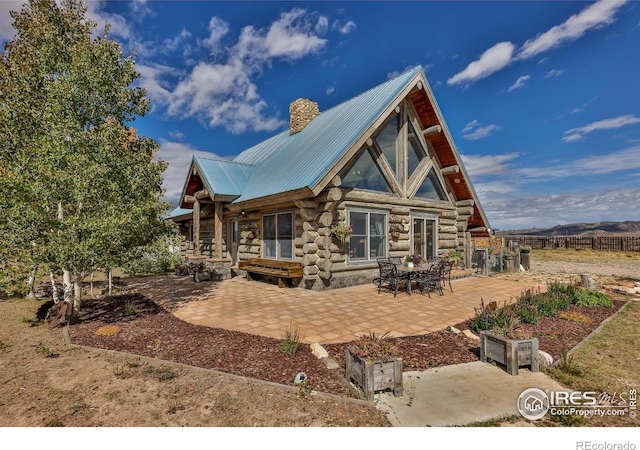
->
[416, 264, 443, 298]
[376, 258, 404, 298]
[439, 259, 455, 293]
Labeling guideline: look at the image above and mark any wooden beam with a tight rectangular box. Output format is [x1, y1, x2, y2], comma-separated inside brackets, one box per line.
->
[184, 195, 196, 203]
[423, 125, 442, 137]
[441, 165, 460, 175]
[194, 189, 209, 200]
[192, 200, 200, 256]
[214, 201, 223, 258]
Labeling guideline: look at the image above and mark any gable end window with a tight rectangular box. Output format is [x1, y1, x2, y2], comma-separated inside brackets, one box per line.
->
[262, 211, 293, 260]
[347, 209, 387, 263]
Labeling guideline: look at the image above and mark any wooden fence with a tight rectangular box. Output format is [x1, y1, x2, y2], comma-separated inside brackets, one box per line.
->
[503, 235, 640, 252]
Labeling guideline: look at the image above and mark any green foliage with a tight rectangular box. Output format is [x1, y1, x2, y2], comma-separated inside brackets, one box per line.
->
[518, 291, 569, 317]
[469, 299, 520, 335]
[120, 234, 183, 276]
[159, 370, 177, 382]
[514, 303, 540, 324]
[573, 290, 613, 308]
[0, 0, 172, 313]
[123, 300, 137, 316]
[36, 341, 57, 358]
[546, 281, 579, 299]
[279, 324, 302, 356]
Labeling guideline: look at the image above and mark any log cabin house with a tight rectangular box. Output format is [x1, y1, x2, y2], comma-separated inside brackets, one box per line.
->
[169, 66, 491, 289]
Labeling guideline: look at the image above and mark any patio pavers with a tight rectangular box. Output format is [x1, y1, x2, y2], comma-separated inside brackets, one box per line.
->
[173, 275, 542, 344]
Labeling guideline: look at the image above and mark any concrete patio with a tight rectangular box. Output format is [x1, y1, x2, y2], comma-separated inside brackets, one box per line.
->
[174, 274, 542, 344]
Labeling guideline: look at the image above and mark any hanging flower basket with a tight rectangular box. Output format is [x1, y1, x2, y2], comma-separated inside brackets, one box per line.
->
[331, 222, 352, 243]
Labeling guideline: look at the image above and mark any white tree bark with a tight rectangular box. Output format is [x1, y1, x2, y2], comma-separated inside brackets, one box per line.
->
[49, 271, 59, 304]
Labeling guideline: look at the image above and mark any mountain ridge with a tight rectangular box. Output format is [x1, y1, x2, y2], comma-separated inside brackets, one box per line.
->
[497, 221, 640, 237]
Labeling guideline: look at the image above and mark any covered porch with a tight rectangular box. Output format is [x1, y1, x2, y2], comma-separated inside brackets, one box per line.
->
[173, 275, 537, 344]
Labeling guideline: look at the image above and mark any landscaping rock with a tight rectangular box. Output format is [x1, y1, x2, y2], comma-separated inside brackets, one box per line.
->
[538, 350, 554, 368]
[462, 330, 480, 340]
[310, 342, 329, 359]
[320, 357, 339, 370]
[446, 326, 461, 334]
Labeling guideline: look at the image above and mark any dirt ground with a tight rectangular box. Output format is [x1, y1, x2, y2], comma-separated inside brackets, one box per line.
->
[0, 253, 636, 429]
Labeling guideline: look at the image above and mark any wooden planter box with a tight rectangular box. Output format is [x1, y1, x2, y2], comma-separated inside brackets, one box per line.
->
[345, 346, 403, 400]
[480, 332, 539, 376]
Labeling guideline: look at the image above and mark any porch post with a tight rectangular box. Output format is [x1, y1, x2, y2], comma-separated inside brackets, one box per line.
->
[193, 199, 200, 256]
[214, 201, 223, 258]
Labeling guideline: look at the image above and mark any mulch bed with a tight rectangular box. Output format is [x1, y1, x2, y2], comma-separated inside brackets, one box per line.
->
[67, 276, 626, 397]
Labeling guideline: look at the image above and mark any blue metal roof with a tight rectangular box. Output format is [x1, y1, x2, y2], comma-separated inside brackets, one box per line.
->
[231, 66, 423, 202]
[167, 207, 193, 219]
[193, 156, 255, 197]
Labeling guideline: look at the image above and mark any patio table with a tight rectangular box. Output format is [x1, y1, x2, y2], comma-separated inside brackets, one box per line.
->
[395, 263, 435, 295]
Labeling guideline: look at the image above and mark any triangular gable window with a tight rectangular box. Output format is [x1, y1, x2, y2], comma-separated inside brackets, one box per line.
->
[414, 167, 447, 201]
[407, 120, 427, 180]
[374, 112, 399, 180]
[342, 147, 392, 193]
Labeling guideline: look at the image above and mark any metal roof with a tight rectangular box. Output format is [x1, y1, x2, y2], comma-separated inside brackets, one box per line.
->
[167, 207, 193, 220]
[193, 156, 255, 197]
[232, 66, 423, 202]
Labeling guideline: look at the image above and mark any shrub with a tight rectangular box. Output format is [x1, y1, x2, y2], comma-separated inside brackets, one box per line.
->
[351, 331, 400, 359]
[279, 324, 303, 356]
[490, 304, 521, 336]
[573, 290, 613, 308]
[519, 291, 569, 317]
[546, 280, 579, 299]
[468, 298, 494, 332]
[515, 303, 540, 324]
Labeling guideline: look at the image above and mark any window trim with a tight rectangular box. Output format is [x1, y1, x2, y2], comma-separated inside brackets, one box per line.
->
[261, 210, 294, 261]
[346, 207, 389, 265]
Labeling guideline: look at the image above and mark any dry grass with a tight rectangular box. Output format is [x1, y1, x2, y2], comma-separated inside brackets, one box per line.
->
[531, 248, 640, 263]
[547, 300, 640, 426]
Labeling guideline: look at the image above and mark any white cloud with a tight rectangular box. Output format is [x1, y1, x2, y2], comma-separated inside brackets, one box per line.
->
[447, 42, 515, 86]
[482, 187, 640, 230]
[157, 141, 228, 205]
[163, 28, 192, 53]
[507, 75, 530, 92]
[339, 21, 356, 35]
[517, 0, 628, 60]
[460, 153, 520, 176]
[562, 115, 640, 142]
[448, 0, 628, 86]
[316, 16, 329, 35]
[545, 69, 565, 78]
[157, 8, 326, 134]
[461, 121, 503, 140]
[200, 17, 229, 54]
[135, 62, 176, 107]
[86, 0, 133, 39]
[326, 84, 335, 96]
[168, 130, 185, 141]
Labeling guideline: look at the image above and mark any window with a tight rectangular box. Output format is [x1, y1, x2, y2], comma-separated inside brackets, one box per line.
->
[348, 210, 387, 263]
[341, 147, 392, 193]
[262, 212, 293, 260]
[412, 216, 436, 260]
[414, 167, 448, 201]
[407, 120, 427, 179]
[374, 113, 399, 178]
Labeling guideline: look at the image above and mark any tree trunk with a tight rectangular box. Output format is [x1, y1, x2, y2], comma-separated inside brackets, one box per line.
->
[50, 271, 59, 304]
[108, 268, 112, 295]
[72, 270, 83, 318]
[26, 267, 36, 300]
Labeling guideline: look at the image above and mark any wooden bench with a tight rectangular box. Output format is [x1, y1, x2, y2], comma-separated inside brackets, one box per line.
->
[239, 258, 303, 288]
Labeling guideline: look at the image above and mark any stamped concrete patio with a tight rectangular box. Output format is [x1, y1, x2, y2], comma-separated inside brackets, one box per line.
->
[174, 274, 542, 344]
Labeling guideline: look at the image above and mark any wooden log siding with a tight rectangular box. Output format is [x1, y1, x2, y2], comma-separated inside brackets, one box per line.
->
[503, 235, 640, 252]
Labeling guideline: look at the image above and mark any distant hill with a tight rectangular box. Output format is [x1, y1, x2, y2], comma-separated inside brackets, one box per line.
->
[498, 221, 640, 237]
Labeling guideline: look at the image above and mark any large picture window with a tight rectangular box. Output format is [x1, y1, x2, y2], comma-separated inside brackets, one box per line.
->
[262, 211, 293, 260]
[348, 210, 387, 263]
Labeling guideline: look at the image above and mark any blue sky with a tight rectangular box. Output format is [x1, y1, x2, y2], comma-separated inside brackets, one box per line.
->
[2, 0, 639, 231]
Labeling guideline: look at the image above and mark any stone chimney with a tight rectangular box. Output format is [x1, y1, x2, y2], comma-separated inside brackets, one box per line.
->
[289, 98, 319, 135]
